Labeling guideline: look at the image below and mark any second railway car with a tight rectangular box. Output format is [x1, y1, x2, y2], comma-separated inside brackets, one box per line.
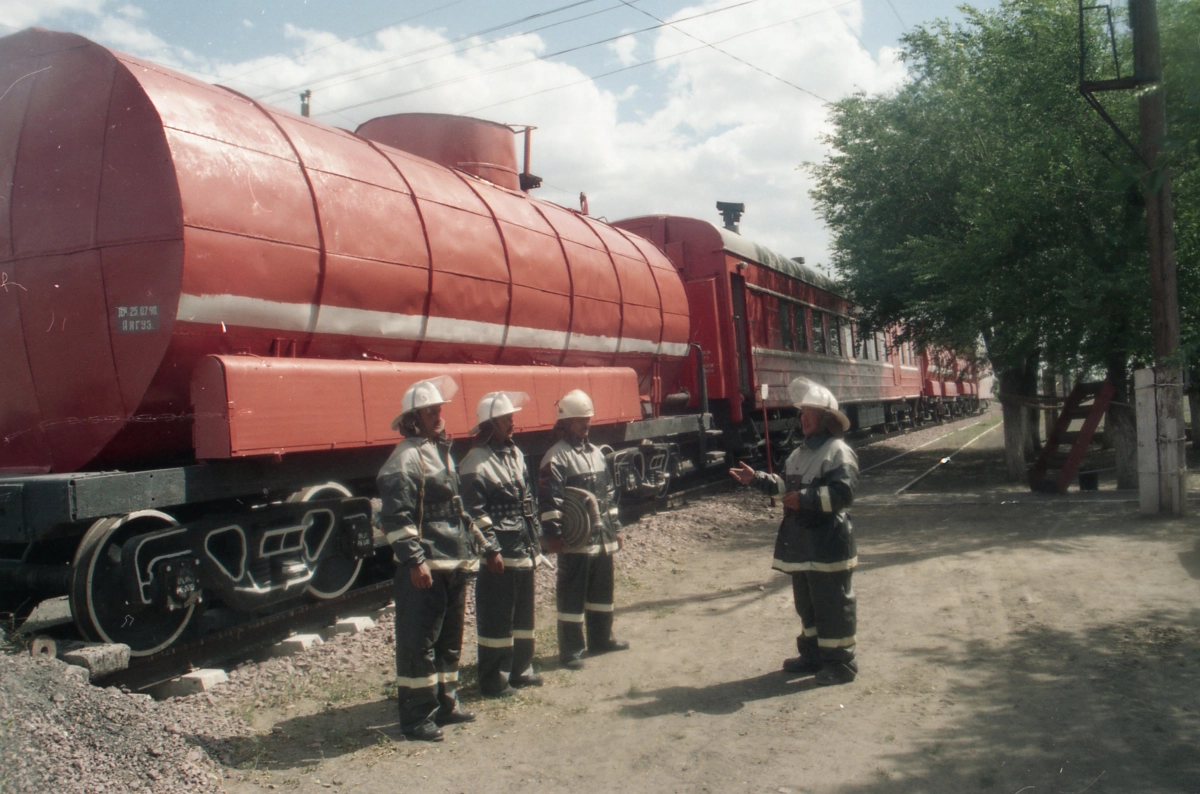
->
[613, 213, 982, 460]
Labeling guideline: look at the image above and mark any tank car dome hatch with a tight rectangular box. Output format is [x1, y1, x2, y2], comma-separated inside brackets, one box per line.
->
[355, 113, 521, 191]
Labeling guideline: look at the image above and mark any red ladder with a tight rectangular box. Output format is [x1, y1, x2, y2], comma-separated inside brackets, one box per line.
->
[1028, 379, 1116, 494]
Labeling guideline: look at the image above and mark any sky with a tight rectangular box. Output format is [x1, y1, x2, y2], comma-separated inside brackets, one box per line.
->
[0, 0, 1001, 273]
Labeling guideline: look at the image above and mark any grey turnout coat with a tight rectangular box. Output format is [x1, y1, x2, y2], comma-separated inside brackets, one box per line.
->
[459, 437, 540, 569]
[752, 431, 859, 573]
[538, 438, 620, 555]
[377, 436, 479, 573]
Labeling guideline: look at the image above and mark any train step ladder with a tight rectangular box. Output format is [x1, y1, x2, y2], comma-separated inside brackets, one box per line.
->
[1028, 379, 1116, 494]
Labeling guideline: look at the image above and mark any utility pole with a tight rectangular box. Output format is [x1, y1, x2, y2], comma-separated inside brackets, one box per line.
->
[300, 89, 312, 118]
[1130, 0, 1186, 515]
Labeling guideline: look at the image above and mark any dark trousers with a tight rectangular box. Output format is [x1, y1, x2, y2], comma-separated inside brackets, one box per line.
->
[475, 566, 536, 695]
[394, 568, 471, 733]
[791, 569, 857, 665]
[556, 553, 615, 661]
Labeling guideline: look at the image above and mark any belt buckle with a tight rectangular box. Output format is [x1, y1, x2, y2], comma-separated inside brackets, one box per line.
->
[521, 498, 534, 518]
[451, 495, 464, 516]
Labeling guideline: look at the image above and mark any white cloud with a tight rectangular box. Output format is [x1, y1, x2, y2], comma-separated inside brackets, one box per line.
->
[0, 0, 107, 29]
[607, 31, 638, 66]
[242, 19, 253, 29]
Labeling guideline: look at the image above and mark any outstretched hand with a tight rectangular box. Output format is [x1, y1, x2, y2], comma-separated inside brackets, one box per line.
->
[728, 461, 756, 485]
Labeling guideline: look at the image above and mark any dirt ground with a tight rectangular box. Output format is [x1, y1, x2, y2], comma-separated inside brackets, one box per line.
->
[217, 411, 1200, 794]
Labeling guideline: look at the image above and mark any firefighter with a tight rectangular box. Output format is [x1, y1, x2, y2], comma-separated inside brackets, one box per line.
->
[538, 389, 628, 670]
[729, 377, 859, 686]
[377, 376, 478, 742]
[460, 391, 544, 697]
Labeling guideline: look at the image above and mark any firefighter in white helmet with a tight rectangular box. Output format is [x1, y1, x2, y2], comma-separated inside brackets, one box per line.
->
[730, 377, 860, 686]
[538, 389, 628, 669]
[459, 392, 544, 697]
[377, 376, 477, 741]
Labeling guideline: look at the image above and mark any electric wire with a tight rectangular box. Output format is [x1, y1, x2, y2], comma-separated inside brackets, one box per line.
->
[223, 0, 474, 85]
[460, 0, 852, 116]
[323, 0, 845, 119]
[614, 0, 827, 102]
[314, 0, 765, 117]
[253, 0, 615, 103]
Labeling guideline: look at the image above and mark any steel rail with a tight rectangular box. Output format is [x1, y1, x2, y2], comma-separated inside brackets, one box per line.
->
[858, 420, 985, 474]
[893, 423, 1003, 495]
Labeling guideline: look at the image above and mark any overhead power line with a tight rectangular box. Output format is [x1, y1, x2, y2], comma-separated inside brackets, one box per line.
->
[313, 0, 768, 118]
[254, 0, 613, 104]
[614, 0, 826, 102]
[224, 0, 473, 85]
[463, 1, 852, 115]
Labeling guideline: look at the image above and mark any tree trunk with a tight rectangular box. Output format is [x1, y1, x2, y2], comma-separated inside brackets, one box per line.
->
[1106, 364, 1137, 489]
[1000, 367, 1032, 481]
[1108, 402, 1137, 489]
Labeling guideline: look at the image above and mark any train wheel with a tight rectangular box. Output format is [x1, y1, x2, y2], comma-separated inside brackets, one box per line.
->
[288, 482, 363, 600]
[70, 510, 195, 657]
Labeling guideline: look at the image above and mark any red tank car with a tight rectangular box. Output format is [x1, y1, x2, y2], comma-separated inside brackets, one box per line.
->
[0, 29, 689, 477]
[0, 29, 698, 656]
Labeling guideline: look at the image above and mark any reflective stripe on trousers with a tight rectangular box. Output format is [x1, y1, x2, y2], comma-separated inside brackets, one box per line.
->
[556, 553, 615, 661]
[394, 568, 471, 733]
[475, 566, 536, 695]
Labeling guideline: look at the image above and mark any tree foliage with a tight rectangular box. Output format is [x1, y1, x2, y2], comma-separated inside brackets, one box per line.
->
[809, 0, 1198, 379]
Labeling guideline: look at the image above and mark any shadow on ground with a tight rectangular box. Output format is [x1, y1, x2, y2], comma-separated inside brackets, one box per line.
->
[612, 670, 818, 717]
[836, 610, 1200, 793]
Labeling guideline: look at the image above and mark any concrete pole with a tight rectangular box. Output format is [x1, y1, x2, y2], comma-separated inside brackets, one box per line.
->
[1129, 0, 1186, 514]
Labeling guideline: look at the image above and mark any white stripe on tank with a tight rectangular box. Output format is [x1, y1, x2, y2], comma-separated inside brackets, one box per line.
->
[176, 293, 687, 357]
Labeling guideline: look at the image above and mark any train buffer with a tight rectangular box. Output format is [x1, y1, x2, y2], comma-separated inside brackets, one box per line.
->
[1028, 379, 1116, 494]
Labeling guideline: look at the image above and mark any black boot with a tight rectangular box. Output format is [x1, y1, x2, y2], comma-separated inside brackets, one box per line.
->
[814, 660, 857, 686]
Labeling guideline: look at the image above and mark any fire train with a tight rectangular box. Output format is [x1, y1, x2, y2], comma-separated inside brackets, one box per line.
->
[0, 29, 978, 655]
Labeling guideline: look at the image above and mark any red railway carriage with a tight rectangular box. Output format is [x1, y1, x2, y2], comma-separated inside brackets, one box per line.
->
[613, 215, 934, 444]
[0, 29, 699, 655]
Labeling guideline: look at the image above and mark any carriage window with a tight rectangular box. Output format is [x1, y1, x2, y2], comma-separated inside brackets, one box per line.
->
[778, 299, 793, 351]
[829, 317, 842, 357]
[848, 323, 857, 359]
[880, 332, 891, 361]
[794, 306, 808, 351]
[811, 312, 826, 355]
[875, 332, 885, 361]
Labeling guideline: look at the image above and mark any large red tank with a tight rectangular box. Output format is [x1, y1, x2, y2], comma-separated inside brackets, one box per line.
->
[0, 29, 689, 475]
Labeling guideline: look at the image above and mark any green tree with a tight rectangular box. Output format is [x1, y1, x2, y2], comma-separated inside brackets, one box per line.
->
[810, 0, 1197, 483]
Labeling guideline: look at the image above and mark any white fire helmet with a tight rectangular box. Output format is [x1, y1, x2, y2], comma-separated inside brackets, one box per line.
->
[556, 389, 595, 421]
[787, 377, 851, 432]
[471, 391, 529, 434]
[391, 375, 459, 431]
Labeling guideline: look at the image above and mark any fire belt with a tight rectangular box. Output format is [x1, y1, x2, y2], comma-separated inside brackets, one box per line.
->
[488, 499, 535, 520]
[422, 496, 464, 521]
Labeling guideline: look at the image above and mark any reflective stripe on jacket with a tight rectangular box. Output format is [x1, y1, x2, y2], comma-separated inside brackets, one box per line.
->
[377, 436, 478, 572]
[753, 431, 858, 572]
